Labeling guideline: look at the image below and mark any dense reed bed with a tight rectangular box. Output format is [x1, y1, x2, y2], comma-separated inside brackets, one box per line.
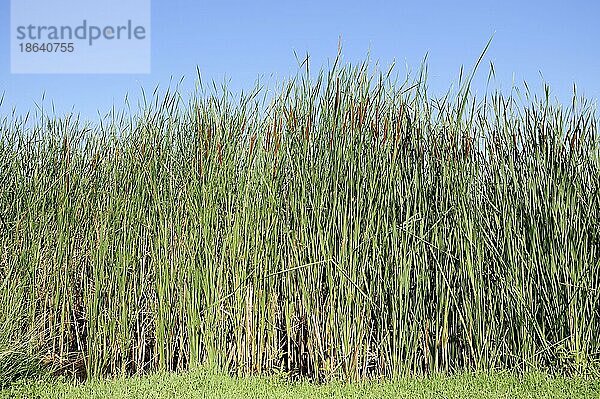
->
[0, 56, 599, 384]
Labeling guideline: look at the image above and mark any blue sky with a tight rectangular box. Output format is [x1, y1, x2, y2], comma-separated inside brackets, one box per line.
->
[1, 0, 599, 122]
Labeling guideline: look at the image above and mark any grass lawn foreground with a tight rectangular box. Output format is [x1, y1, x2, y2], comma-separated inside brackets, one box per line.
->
[1, 370, 599, 399]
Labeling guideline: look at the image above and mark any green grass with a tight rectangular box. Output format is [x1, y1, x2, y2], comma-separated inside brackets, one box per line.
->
[2, 369, 599, 399]
[0, 52, 599, 386]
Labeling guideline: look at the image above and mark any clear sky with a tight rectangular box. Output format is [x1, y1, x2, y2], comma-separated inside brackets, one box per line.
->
[1, 0, 599, 122]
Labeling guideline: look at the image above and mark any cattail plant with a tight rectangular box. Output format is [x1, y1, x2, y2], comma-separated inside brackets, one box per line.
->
[0, 55, 599, 385]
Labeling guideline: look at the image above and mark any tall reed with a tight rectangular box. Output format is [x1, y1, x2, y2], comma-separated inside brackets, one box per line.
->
[0, 56, 599, 383]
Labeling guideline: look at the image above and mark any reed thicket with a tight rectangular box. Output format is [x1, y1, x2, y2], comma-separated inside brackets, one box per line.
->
[0, 56, 599, 383]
